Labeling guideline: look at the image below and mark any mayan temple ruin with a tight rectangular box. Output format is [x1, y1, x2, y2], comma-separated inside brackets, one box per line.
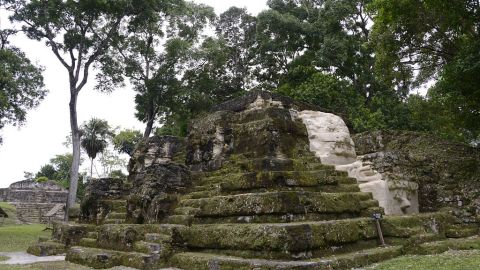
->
[28, 91, 480, 269]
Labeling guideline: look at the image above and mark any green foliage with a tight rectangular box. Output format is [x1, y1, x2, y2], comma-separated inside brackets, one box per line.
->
[97, 149, 127, 177]
[34, 176, 48, 183]
[113, 129, 142, 156]
[35, 153, 86, 200]
[370, 0, 480, 142]
[35, 164, 56, 180]
[109, 169, 127, 179]
[80, 118, 111, 161]
[103, 0, 215, 137]
[0, 44, 46, 144]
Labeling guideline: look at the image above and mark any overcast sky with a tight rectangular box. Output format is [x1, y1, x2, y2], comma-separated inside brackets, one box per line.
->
[0, 0, 268, 188]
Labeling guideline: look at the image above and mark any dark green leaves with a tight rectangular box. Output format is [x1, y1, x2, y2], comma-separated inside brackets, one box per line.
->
[0, 46, 46, 143]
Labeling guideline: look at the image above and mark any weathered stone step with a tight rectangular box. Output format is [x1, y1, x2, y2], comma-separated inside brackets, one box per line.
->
[79, 237, 98, 248]
[169, 245, 403, 270]
[86, 231, 99, 239]
[409, 235, 480, 255]
[183, 183, 362, 200]
[106, 211, 127, 219]
[134, 241, 163, 255]
[99, 199, 127, 212]
[229, 156, 334, 172]
[66, 246, 160, 269]
[27, 240, 66, 256]
[173, 207, 201, 216]
[445, 224, 479, 238]
[103, 218, 125, 224]
[175, 213, 453, 259]
[94, 224, 182, 252]
[196, 171, 352, 188]
[165, 215, 194, 226]
[178, 191, 375, 218]
[145, 233, 173, 243]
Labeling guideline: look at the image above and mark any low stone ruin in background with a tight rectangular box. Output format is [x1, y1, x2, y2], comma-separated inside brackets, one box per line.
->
[0, 180, 68, 223]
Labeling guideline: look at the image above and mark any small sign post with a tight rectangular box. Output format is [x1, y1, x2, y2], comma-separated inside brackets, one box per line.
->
[372, 213, 386, 247]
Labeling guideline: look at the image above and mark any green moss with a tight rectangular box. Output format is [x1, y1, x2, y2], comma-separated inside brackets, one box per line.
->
[26, 241, 66, 256]
[179, 191, 374, 218]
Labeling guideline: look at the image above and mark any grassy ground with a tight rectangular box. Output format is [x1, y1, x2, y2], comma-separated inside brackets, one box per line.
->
[0, 202, 50, 253]
[366, 250, 480, 270]
[0, 224, 51, 252]
[0, 202, 18, 226]
[0, 221, 52, 252]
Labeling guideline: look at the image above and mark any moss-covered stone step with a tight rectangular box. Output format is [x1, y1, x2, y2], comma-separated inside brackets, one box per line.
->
[79, 237, 98, 248]
[52, 222, 97, 247]
[86, 231, 99, 239]
[173, 207, 201, 216]
[165, 215, 194, 226]
[176, 213, 455, 259]
[183, 183, 362, 201]
[195, 171, 353, 189]
[98, 199, 127, 212]
[27, 240, 67, 256]
[106, 211, 127, 220]
[177, 220, 380, 257]
[145, 233, 173, 243]
[445, 224, 479, 238]
[407, 236, 480, 255]
[104, 218, 126, 224]
[169, 246, 403, 270]
[227, 156, 335, 173]
[178, 191, 376, 218]
[94, 224, 183, 252]
[66, 246, 161, 269]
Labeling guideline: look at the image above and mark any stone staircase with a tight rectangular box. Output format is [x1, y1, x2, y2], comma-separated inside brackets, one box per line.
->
[63, 153, 478, 269]
[102, 199, 128, 225]
[66, 224, 178, 269]
[35, 92, 479, 269]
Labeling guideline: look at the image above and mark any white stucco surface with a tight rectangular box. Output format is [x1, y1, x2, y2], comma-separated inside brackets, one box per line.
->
[296, 110, 418, 215]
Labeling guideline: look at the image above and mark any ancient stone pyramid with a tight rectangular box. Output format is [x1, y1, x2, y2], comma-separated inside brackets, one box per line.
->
[29, 91, 480, 269]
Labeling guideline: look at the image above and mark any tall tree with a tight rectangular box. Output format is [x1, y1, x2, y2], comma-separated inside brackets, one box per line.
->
[102, 1, 215, 138]
[80, 118, 111, 178]
[112, 129, 142, 156]
[370, 0, 480, 141]
[7, 0, 142, 219]
[0, 29, 46, 144]
[253, 0, 412, 132]
[215, 7, 257, 91]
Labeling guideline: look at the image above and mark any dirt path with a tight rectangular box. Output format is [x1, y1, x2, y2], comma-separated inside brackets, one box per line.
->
[0, 252, 65, 265]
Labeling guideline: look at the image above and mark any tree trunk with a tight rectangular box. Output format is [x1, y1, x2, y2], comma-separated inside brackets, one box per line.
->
[143, 113, 154, 138]
[65, 91, 81, 221]
[90, 158, 93, 178]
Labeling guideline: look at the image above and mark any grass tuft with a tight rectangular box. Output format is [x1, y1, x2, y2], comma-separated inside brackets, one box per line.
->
[366, 250, 480, 270]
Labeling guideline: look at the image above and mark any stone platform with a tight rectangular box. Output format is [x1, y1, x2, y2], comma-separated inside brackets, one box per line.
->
[29, 91, 480, 269]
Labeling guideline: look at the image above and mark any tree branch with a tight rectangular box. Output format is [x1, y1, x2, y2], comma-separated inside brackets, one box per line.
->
[76, 16, 123, 93]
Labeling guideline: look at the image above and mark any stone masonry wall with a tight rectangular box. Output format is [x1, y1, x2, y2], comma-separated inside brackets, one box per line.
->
[352, 130, 480, 223]
[2, 180, 68, 223]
